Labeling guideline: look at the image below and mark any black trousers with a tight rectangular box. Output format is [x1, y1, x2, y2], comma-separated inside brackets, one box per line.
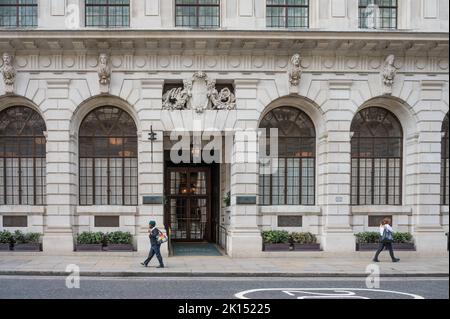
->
[374, 242, 396, 260]
[144, 244, 164, 266]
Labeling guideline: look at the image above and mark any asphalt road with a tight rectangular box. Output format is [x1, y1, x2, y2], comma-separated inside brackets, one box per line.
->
[0, 276, 447, 299]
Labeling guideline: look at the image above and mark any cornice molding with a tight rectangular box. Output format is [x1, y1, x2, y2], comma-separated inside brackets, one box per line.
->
[0, 29, 448, 42]
[1, 53, 448, 75]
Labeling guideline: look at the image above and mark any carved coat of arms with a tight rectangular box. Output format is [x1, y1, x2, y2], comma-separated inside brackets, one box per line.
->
[163, 71, 236, 113]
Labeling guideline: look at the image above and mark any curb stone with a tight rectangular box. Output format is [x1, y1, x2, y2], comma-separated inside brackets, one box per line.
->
[0, 270, 448, 278]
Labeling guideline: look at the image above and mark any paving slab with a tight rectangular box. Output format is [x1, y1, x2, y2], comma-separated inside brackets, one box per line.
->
[0, 253, 448, 278]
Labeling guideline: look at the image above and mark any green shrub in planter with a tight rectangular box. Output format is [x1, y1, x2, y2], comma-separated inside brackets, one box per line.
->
[13, 230, 41, 244]
[76, 232, 105, 245]
[393, 232, 413, 244]
[355, 231, 413, 244]
[355, 232, 381, 244]
[106, 231, 132, 245]
[223, 192, 231, 207]
[0, 230, 14, 244]
[289, 232, 318, 245]
[261, 230, 289, 244]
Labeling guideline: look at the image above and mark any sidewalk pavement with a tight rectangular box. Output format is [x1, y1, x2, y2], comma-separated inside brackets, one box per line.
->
[0, 252, 448, 277]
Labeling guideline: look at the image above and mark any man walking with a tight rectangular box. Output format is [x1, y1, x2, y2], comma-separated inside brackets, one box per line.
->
[141, 220, 165, 268]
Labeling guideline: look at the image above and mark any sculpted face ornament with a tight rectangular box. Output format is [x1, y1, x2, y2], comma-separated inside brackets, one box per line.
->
[382, 54, 397, 95]
[2, 53, 16, 93]
[98, 53, 111, 87]
[162, 71, 236, 113]
[289, 53, 302, 87]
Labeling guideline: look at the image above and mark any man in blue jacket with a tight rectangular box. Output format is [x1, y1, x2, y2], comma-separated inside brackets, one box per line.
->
[141, 220, 165, 268]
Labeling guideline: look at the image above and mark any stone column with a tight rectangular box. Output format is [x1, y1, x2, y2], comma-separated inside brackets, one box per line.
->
[410, 131, 446, 252]
[42, 80, 76, 253]
[227, 130, 262, 257]
[136, 80, 167, 256]
[410, 81, 447, 253]
[226, 79, 262, 257]
[320, 80, 355, 252]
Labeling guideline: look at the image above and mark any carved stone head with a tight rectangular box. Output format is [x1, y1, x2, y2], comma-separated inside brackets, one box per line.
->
[99, 53, 109, 66]
[291, 53, 301, 67]
[385, 54, 395, 67]
[2, 53, 12, 66]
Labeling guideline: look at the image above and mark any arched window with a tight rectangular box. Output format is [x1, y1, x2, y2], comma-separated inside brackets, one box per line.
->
[351, 107, 403, 205]
[259, 106, 315, 206]
[79, 106, 138, 206]
[0, 106, 46, 205]
[441, 113, 449, 206]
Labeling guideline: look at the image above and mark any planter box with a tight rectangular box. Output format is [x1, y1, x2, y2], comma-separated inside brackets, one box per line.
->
[263, 243, 293, 251]
[293, 243, 321, 251]
[0, 243, 11, 251]
[104, 244, 134, 252]
[392, 243, 416, 251]
[356, 243, 416, 251]
[75, 244, 104, 251]
[13, 243, 41, 252]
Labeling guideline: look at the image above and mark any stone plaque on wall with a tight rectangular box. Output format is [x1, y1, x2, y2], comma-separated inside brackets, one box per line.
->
[143, 196, 164, 205]
[236, 196, 257, 205]
[3, 216, 27, 228]
[278, 216, 303, 227]
[94, 216, 120, 228]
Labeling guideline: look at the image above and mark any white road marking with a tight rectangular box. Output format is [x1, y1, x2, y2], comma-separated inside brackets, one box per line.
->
[235, 288, 425, 299]
[0, 276, 448, 282]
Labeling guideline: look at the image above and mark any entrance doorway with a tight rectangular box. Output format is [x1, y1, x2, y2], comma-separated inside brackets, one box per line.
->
[165, 167, 212, 242]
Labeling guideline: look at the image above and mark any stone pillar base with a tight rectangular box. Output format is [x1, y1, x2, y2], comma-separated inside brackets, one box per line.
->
[227, 229, 262, 258]
[136, 234, 169, 258]
[321, 227, 355, 252]
[43, 231, 74, 254]
[414, 227, 448, 253]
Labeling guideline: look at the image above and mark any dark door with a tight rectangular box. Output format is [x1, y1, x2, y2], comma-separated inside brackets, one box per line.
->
[166, 167, 211, 242]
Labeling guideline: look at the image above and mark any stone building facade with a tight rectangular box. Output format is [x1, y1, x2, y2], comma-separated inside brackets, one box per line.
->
[0, 0, 448, 257]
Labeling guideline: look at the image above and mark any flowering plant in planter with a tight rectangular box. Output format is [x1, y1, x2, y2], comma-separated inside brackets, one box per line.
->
[0, 230, 14, 251]
[12, 231, 42, 251]
[105, 231, 133, 251]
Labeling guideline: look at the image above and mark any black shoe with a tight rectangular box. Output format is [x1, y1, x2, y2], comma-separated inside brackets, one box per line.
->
[141, 262, 148, 267]
[157, 265, 165, 269]
[372, 259, 380, 263]
[392, 258, 400, 263]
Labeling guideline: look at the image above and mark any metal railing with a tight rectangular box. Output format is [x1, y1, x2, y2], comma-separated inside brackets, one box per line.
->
[218, 225, 228, 253]
[167, 226, 173, 256]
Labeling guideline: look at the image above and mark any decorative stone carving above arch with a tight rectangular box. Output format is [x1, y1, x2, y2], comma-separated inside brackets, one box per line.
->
[381, 55, 397, 95]
[162, 71, 236, 113]
[1, 53, 16, 94]
[289, 53, 302, 93]
[97, 54, 111, 94]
